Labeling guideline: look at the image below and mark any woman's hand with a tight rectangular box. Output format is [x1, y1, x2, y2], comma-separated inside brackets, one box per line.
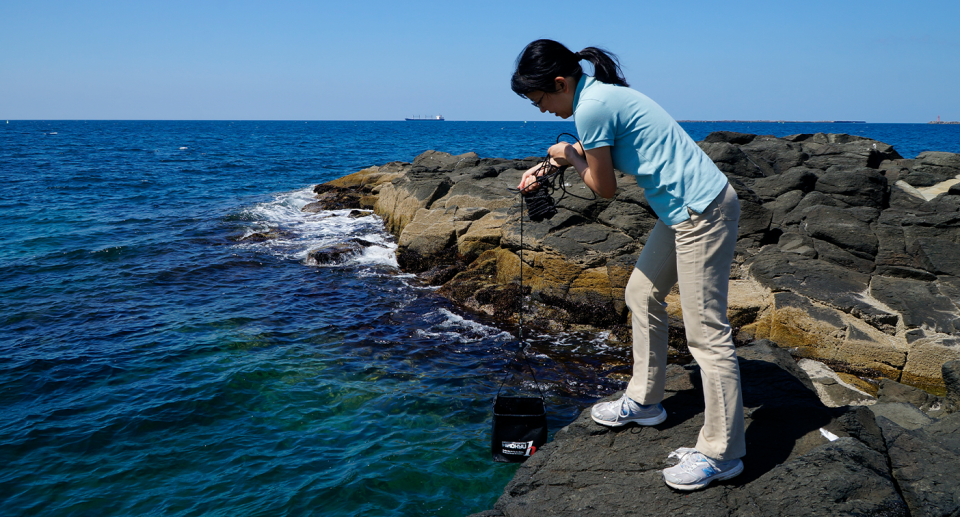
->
[547, 142, 574, 167]
[518, 163, 551, 192]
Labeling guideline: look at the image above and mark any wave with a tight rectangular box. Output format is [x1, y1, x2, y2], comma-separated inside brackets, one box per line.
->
[233, 188, 398, 269]
[415, 308, 513, 345]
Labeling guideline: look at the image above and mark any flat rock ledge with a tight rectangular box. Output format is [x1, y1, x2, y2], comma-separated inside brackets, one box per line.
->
[467, 343, 960, 517]
[311, 131, 960, 393]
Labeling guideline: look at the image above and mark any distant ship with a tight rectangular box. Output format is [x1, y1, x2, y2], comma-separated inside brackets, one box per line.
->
[405, 115, 444, 121]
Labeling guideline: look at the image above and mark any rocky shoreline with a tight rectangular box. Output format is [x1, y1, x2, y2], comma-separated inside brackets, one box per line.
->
[309, 132, 960, 514]
[469, 345, 960, 517]
[310, 131, 960, 393]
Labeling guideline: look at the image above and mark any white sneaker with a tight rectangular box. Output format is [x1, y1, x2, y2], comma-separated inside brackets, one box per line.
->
[590, 393, 667, 427]
[662, 448, 744, 490]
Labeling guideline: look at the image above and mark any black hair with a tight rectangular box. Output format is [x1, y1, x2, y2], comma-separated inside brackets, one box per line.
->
[511, 39, 629, 97]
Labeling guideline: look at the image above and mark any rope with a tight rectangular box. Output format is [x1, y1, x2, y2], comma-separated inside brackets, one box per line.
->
[508, 133, 597, 222]
[498, 132, 594, 398]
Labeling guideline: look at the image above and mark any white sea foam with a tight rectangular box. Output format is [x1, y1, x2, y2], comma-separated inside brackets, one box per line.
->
[523, 328, 621, 356]
[235, 187, 398, 268]
[415, 308, 513, 344]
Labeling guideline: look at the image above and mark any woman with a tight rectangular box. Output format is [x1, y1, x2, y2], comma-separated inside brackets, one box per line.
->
[513, 39, 745, 491]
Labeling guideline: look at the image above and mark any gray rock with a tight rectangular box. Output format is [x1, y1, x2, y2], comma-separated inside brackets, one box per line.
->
[878, 417, 960, 516]
[878, 378, 935, 406]
[903, 151, 960, 187]
[752, 167, 819, 201]
[785, 132, 901, 170]
[877, 378, 946, 416]
[870, 402, 935, 430]
[832, 405, 886, 453]
[736, 438, 907, 517]
[945, 360, 960, 408]
[740, 137, 808, 176]
[925, 412, 960, 454]
[799, 359, 877, 407]
[748, 247, 897, 331]
[870, 276, 960, 334]
[780, 191, 849, 226]
[701, 141, 768, 178]
[306, 241, 366, 265]
[472, 344, 910, 517]
[765, 189, 805, 227]
[813, 238, 875, 274]
[778, 232, 817, 259]
[814, 167, 888, 208]
[802, 206, 879, 257]
[702, 131, 758, 145]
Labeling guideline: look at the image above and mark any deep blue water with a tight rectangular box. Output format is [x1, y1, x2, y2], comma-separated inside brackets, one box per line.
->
[1, 120, 957, 516]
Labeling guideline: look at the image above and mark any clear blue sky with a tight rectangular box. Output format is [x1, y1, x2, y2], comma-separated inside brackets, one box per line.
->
[2, 0, 958, 122]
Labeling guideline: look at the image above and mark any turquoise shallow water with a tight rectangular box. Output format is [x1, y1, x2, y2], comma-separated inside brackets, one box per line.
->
[1, 120, 957, 516]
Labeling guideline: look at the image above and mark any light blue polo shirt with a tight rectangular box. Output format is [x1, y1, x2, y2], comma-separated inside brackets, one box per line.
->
[573, 75, 729, 225]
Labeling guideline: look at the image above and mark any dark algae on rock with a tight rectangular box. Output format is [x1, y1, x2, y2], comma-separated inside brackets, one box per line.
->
[312, 133, 960, 515]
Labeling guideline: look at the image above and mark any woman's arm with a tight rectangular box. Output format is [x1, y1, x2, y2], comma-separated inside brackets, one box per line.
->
[551, 142, 617, 199]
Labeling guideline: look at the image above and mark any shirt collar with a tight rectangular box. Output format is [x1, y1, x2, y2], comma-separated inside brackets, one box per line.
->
[572, 74, 592, 117]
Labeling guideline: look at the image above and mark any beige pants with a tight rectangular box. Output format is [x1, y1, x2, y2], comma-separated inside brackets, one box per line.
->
[624, 183, 746, 461]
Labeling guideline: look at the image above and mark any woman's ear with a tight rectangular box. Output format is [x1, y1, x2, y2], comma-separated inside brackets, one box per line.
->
[554, 77, 567, 92]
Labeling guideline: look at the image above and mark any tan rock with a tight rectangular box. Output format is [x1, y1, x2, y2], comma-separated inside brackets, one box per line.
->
[457, 211, 509, 260]
[569, 268, 613, 298]
[833, 318, 906, 380]
[397, 208, 462, 258]
[901, 337, 960, 394]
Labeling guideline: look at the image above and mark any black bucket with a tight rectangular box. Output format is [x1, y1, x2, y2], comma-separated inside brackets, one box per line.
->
[492, 394, 548, 462]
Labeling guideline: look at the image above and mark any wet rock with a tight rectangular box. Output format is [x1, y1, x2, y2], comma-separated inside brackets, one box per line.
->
[301, 201, 325, 213]
[236, 229, 290, 242]
[306, 240, 366, 265]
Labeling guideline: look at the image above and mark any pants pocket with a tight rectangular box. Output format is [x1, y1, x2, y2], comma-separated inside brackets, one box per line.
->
[717, 184, 740, 221]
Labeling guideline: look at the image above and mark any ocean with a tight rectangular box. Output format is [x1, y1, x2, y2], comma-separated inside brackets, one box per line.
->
[2, 120, 958, 516]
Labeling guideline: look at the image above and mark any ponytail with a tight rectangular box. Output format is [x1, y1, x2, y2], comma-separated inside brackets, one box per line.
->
[511, 39, 628, 97]
[577, 47, 629, 88]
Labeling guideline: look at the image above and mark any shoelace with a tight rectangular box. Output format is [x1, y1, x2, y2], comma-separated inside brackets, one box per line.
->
[617, 396, 630, 417]
[668, 448, 709, 472]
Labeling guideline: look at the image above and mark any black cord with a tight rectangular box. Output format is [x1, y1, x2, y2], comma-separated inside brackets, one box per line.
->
[499, 132, 598, 396]
[509, 133, 597, 222]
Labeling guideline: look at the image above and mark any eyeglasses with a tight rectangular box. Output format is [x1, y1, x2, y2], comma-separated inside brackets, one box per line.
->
[530, 92, 547, 109]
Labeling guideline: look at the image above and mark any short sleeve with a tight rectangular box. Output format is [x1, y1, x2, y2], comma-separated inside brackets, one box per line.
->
[574, 99, 616, 150]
